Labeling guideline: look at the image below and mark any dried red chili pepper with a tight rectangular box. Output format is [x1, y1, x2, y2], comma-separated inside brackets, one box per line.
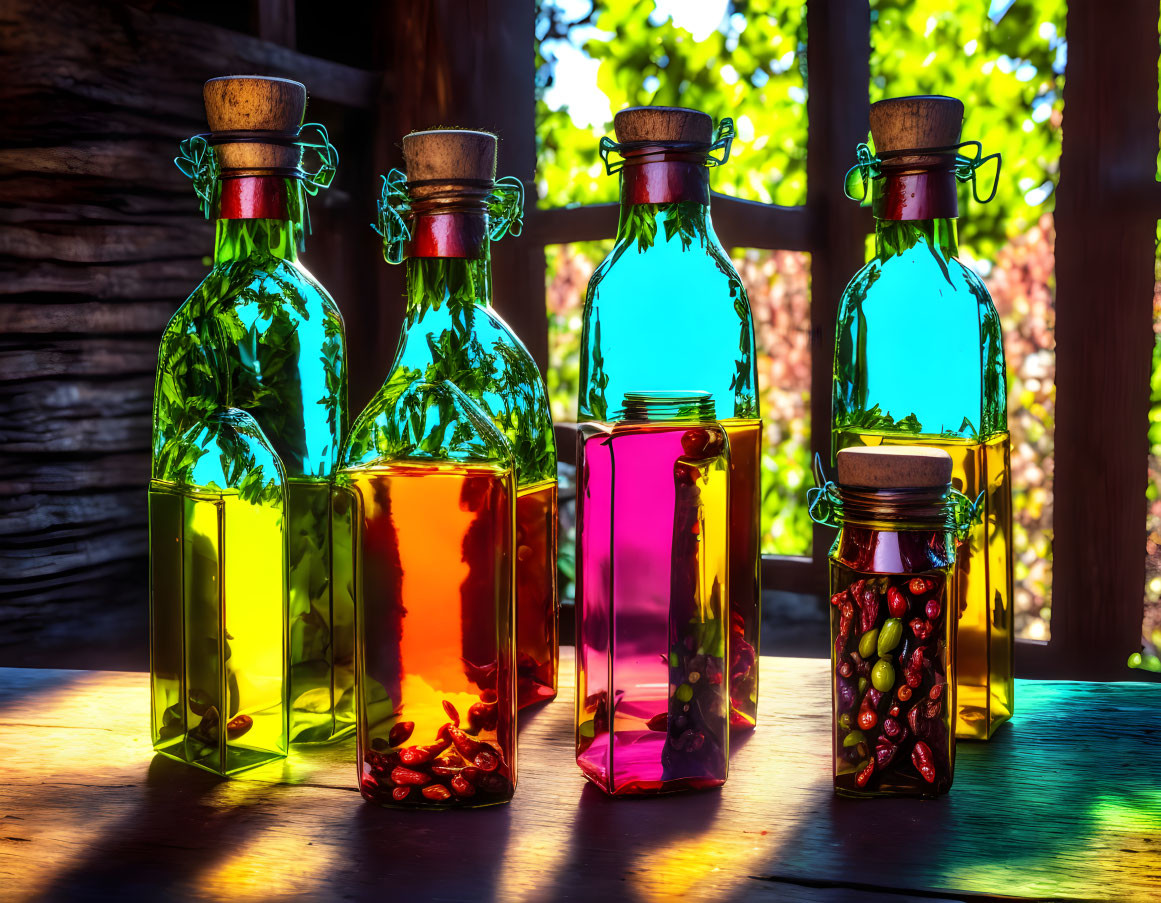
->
[442, 700, 461, 725]
[399, 737, 451, 767]
[388, 721, 415, 747]
[887, 585, 908, 618]
[904, 646, 926, 688]
[857, 586, 880, 633]
[912, 741, 937, 783]
[391, 786, 411, 801]
[909, 618, 933, 641]
[226, 714, 253, 739]
[450, 774, 476, 798]
[855, 759, 875, 787]
[421, 784, 453, 801]
[390, 766, 431, 787]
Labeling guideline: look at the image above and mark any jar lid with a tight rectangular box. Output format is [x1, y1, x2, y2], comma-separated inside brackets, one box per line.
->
[836, 446, 952, 490]
[615, 390, 715, 423]
[613, 106, 713, 145]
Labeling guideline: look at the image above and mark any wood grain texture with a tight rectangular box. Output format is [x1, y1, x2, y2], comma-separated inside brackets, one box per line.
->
[1051, 0, 1155, 678]
[0, 0, 384, 668]
[0, 651, 1157, 902]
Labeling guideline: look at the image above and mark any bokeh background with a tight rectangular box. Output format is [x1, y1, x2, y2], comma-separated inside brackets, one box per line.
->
[538, 0, 1061, 642]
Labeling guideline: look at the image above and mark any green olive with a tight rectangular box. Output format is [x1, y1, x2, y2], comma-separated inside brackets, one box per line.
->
[838, 713, 852, 731]
[842, 730, 866, 748]
[858, 677, 868, 695]
[878, 618, 903, 656]
[871, 659, 896, 693]
[675, 683, 693, 703]
[858, 627, 879, 660]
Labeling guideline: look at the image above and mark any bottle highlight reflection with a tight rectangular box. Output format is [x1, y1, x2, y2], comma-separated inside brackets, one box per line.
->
[339, 380, 516, 808]
[576, 393, 730, 795]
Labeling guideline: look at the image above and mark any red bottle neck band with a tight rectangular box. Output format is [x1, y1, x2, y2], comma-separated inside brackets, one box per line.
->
[217, 175, 291, 220]
[406, 212, 488, 259]
[620, 149, 710, 205]
[873, 166, 959, 222]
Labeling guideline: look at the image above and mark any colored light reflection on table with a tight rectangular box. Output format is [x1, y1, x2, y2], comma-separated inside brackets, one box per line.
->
[1, 661, 1159, 901]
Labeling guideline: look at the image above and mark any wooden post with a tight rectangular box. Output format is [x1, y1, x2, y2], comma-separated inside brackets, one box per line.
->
[772, 0, 870, 598]
[385, 0, 547, 374]
[1046, 0, 1157, 679]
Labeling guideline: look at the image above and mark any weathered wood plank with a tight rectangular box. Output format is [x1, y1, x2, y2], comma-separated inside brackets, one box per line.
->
[0, 653, 1157, 901]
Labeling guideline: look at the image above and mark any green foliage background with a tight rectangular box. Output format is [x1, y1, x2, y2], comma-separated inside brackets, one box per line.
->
[537, 0, 1065, 638]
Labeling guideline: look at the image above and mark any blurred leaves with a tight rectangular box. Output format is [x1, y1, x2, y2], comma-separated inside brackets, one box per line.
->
[537, 0, 1065, 632]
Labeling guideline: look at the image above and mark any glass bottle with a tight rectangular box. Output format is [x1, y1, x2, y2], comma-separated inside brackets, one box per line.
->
[831, 96, 1012, 741]
[810, 446, 971, 798]
[373, 130, 558, 709]
[150, 408, 288, 775]
[576, 392, 731, 795]
[156, 76, 351, 744]
[579, 107, 761, 729]
[337, 378, 517, 808]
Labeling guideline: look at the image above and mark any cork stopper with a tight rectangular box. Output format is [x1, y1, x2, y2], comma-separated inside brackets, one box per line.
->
[613, 106, 713, 145]
[402, 129, 497, 198]
[203, 76, 306, 171]
[870, 95, 963, 167]
[836, 446, 953, 490]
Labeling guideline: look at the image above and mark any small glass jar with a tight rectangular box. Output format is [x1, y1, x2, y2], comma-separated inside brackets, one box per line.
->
[811, 446, 975, 798]
[575, 391, 731, 795]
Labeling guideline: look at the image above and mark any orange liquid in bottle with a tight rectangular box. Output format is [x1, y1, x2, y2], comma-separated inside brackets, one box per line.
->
[347, 463, 516, 808]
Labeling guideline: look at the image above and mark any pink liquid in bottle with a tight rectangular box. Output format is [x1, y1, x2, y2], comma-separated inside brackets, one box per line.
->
[575, 393, 731, 795]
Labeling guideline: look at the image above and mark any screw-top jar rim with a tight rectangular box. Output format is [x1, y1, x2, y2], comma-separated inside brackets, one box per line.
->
[613, 390, 716, 423]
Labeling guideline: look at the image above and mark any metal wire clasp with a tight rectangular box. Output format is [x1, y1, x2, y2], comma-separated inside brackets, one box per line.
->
[598, 117, 736, 176]
[174, 121, 340, 245]
[488, 177, 525, 241]
[372, 169, 412, 265]
[843, 140, 1002, 205]
[806, 454, 844, 528]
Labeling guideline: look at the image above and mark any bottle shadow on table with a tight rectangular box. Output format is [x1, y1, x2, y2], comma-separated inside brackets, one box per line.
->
[38, 755, 272, 902]
[542, 780, 725, 901]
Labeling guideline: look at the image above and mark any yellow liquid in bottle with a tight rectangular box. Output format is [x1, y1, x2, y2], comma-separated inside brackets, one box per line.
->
[833, 430, 1014, 740]
[149, 482, 288, 774]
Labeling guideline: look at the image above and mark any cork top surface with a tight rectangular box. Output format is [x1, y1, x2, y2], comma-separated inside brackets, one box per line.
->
[870, 95, 963, 164]
[836, 446, 953, 490]
[614, 106, 713, 145]
[402, 129, 497, 184]
[203, 76, 306, 170]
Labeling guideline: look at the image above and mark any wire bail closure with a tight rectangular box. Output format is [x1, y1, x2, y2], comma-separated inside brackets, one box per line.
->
[174, 123, 340, 245]
[806, 453, 982, 538]
[372, 171, 525, 265]
[599, 117, 736, 176]
[843, 140, 1002, 206]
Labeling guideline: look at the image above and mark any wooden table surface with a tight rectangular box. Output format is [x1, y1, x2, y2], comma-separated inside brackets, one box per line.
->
[1, 649, 1159, 903]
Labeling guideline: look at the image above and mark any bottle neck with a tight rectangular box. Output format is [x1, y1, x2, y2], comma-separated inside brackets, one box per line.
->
[873, 217, 959, 260]
[404, 255, 492, 318]
[614, 147, 713, 242]
[213, 176, 298, 264]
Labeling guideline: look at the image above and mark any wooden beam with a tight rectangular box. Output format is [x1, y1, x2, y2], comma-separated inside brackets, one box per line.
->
[713, 196, 812, 252]
[253, 0, 297, 48]
[797, 0, 870, 597]
[524, 204, 619, 246]
[1049, 0, 1156, 679]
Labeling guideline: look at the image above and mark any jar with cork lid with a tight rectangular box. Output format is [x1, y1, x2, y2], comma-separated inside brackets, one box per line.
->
[810, 446, 980, 798]
[370, 130, 558, 711]
[579, 106, 762, 731]
[831, 95, 1013, 742]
